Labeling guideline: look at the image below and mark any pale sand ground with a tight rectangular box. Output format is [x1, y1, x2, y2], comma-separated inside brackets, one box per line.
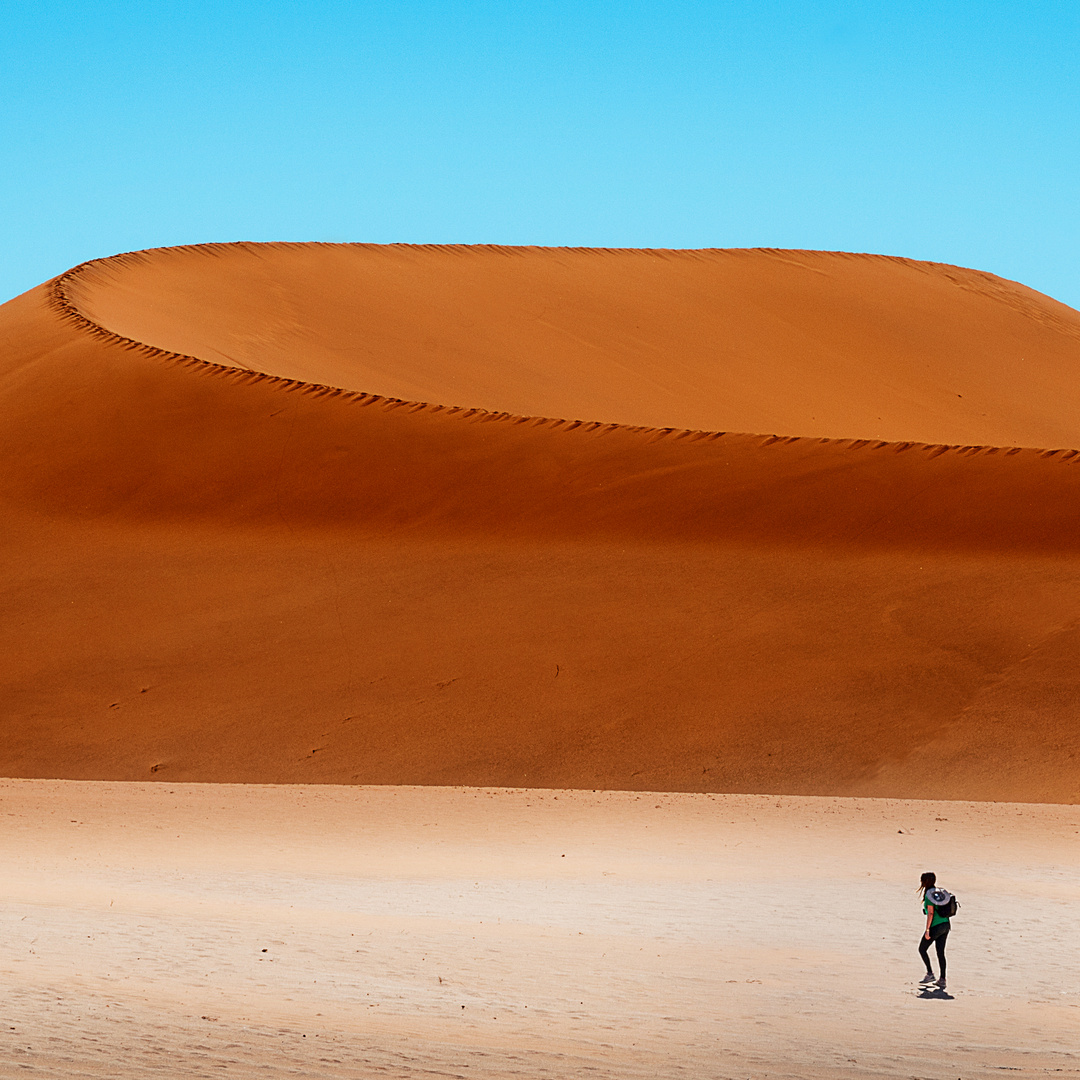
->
[1, 781, 1077, 1079]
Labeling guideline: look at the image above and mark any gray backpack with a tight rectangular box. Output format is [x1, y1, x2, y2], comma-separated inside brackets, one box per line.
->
[928, 888, 958, 918]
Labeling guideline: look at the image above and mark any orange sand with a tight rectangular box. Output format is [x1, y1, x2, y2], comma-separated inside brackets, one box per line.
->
[2, 244, 1079, 798]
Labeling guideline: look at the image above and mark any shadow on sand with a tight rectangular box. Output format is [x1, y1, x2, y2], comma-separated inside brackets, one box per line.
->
[917, 986, 955, 1001]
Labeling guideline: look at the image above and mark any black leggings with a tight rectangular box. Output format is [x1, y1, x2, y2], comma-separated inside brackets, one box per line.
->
[919, 924, 949, 976]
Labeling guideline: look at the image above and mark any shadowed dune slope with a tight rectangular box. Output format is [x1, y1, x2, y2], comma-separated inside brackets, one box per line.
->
[1, 243, 1079, 800]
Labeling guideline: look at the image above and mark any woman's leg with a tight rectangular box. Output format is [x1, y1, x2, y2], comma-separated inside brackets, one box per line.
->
[934, 927, 949, 980]
[918, 933, 934, 973]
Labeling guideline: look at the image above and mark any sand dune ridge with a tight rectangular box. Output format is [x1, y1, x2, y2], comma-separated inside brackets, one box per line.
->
[47, 249, 1075, 456]
[50, 241, 1080, 452]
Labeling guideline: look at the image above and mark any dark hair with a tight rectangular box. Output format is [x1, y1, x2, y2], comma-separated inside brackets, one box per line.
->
[919, 871, 936, 893]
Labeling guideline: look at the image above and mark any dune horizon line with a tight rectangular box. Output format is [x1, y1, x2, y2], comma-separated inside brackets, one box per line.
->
[44, 240, 1080, 457]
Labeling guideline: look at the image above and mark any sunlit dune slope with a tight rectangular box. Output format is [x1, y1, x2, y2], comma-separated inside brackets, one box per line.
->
[1, 243, 1079, 800]
[64, 242, 1080, 447]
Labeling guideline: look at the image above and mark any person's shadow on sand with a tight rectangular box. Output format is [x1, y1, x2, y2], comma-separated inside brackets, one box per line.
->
[917, 986, 955, 1000]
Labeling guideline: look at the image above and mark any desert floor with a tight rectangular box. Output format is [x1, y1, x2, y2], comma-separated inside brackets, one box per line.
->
[1, 780, 1077, 1080]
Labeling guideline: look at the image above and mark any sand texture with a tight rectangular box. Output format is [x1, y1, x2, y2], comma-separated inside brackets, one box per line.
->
[1, 780, 1077, 1080]
[2, 243, 1080, 797]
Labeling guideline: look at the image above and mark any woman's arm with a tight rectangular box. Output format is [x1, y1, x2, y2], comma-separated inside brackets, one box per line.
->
[924, 905, 934, 939]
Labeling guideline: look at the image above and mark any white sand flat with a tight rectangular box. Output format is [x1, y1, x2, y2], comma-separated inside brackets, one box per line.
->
[1, 780, 1076, 1079]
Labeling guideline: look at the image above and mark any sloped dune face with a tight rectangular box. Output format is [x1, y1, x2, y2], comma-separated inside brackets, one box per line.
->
[2, 243, 1080, 800]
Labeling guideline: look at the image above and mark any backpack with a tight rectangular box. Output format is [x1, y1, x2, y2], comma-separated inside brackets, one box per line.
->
[935, 893, 959, 918]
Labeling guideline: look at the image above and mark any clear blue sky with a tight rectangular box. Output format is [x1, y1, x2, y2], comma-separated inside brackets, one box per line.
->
[2, 1, 1078, 306]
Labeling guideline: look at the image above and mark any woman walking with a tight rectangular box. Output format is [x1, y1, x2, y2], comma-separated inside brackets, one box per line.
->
[918, 871, 951, 988]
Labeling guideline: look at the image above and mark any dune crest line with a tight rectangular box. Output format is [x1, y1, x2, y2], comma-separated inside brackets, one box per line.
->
[47, 241, 1080, 458]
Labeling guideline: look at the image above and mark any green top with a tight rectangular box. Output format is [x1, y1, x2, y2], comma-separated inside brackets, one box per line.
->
[924, 892, 950, 927]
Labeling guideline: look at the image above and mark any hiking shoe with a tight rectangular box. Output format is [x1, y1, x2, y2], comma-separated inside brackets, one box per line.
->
[935, 977, 947, 989]
[919, 972, 937, 984]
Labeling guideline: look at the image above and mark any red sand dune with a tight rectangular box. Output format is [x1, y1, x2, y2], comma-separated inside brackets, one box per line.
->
[2, 243, 1079, 800]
